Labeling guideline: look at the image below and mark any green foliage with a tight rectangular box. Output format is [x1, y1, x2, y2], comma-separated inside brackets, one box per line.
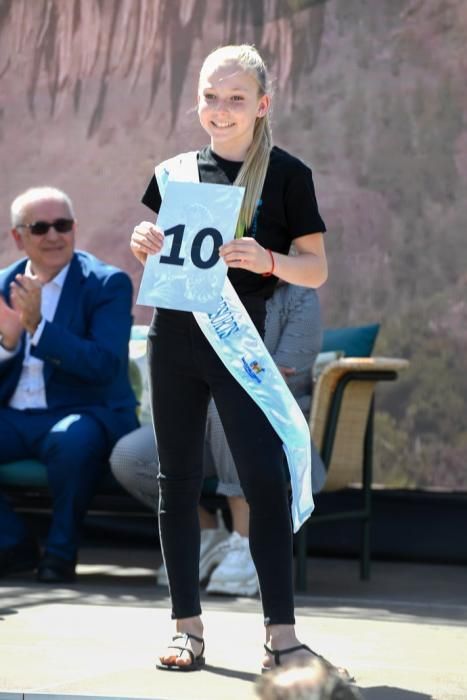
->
[374, 301, 467, 490]
[374, 411, 414, 488]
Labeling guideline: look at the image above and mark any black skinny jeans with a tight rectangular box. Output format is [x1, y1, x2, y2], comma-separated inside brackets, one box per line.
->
[148, 307, 295, 625]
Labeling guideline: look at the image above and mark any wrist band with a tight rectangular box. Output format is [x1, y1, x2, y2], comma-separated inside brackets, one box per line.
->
[261, 248, 275, 277]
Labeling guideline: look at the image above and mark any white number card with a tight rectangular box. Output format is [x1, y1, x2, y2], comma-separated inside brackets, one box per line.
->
[137, 181, 245, 313]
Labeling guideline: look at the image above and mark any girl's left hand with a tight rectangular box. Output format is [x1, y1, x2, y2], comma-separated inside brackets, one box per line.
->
[219, 238, 273, 275]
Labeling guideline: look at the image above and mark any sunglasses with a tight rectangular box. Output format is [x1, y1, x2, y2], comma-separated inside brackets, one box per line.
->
[16, 218, 75, 236]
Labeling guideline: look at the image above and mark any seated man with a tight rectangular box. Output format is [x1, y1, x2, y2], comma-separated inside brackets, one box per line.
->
[0, 187, 138, 583]
[110, 282, 325, 595]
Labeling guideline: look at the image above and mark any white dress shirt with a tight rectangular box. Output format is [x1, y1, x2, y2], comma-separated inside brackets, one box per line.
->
[0, 262, 70, 409]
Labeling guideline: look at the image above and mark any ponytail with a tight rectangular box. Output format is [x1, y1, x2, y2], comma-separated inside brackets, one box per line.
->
[234, 110, 272, 238]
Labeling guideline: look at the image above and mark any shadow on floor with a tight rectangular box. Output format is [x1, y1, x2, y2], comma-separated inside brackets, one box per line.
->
[362, 688, 433, 700]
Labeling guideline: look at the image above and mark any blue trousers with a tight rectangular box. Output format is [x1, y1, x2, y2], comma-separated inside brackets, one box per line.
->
[0, 408, 109, 560]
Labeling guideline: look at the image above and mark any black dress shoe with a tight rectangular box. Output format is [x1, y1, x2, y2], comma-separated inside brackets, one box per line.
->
[0, 538, 41, 578]
[37, 552, 76, 583]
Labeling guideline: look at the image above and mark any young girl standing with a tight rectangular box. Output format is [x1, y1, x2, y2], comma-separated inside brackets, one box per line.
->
[131, 44, 329, 673]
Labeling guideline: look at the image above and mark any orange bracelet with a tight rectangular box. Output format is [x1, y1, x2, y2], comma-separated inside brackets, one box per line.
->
[261, 248, 275, 277]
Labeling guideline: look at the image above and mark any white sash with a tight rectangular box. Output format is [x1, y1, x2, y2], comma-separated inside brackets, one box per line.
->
[155, 152, 313, 531]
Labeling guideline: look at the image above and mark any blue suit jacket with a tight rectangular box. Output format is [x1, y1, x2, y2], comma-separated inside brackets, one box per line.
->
[0, 251, 138, 447]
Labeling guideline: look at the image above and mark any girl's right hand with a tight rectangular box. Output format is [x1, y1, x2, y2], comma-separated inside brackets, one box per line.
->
[130, 221, 164, 265]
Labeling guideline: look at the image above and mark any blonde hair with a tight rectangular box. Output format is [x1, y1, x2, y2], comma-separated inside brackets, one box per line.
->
[200, 45, 273, 238]
[11, 187, 74, 227]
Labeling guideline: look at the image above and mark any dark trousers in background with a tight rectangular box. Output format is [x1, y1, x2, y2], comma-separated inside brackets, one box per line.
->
[149, 308, 295, 626]
[0, 407, 109, 560]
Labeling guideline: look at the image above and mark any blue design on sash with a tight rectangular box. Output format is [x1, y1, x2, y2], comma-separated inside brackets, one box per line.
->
[208, 299, 240, 340]
[242, 357, 265, 383]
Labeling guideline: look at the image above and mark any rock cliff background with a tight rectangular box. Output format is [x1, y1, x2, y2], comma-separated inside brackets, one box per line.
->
[1, 0, 466, 490]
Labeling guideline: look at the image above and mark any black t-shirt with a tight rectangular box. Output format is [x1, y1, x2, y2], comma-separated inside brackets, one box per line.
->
[141, 145, 326, 301]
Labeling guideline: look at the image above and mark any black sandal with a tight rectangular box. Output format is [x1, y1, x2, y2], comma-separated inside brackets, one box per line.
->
[262, 642, 354, 681]
[156, 632, 206, 672]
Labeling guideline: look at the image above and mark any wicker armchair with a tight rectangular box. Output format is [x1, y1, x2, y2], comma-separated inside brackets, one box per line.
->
[295, 356, 409, 590]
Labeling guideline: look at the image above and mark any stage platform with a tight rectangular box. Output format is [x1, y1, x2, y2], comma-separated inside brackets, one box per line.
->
[0, 547, 466, 700]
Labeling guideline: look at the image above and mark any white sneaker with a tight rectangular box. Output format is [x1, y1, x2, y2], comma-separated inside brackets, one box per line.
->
[206, 532, 259, 597]
[199, 526, 230, 581]
[156, 525, 229, 587]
